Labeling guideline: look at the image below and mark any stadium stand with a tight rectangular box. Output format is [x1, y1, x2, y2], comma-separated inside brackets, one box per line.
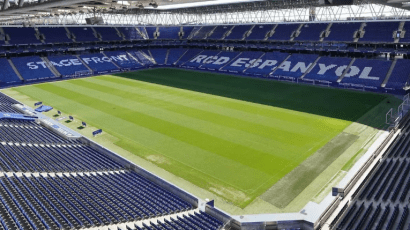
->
[137, 27, 149, 39]
[335, 117, 410, 230]
[166, 48, 187, 65]
[79, 53, 120, 74]
[181, 26, 194, 39]
[149, 49, 168, 65]
[145, 27, 157, 39]
[323, 22, 361, 42]
[294, 23, 328, 41]
[47, 55, 90, 77]
[158, 26, 181, 39]
[245, 51, 289, 76]
[385, 59, 410, 89]
[0, 58, 22, 85]
[221, 51, 264, 73]
[246, 24, 274, 40]
[11, 56, 55, 81]
[208, 25, 233, 40]
[176, 48, 203, 65]
[359, 21, 399, 43]
[268, 24, 299, 41]
[104, 51, 143, 69]
[183, 50, 221, 68]
[131, 50, 155, 65]
[118, 27, 145, 40]
[93, 27, 123, 41]
[199, 51, 240, 70]
[399, 22, 410, 43]
[340, 58, 390, 88]
[2, 27, 41, 45]
[271, 53, 319, 78]
[68, 27, 99, 42]
[192, 26, 215, 39]
[37, 27, 73, 43]
[304, 56, 352, 82]
[224, 25, 252, 40]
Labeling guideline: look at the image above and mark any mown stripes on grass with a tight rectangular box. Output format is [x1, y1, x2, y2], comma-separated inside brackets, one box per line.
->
[12, 69, 388, 208]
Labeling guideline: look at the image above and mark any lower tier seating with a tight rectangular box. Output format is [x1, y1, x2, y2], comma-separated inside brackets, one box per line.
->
[47, 55, 90, 78]
[11, 56, 55, 82]
[79, 53, 120, 74]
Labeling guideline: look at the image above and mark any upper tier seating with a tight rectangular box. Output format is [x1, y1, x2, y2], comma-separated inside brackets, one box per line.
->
[294, 23, 328, 41]
[183, 50, 221, 68]
[118, 27, 144, 40]
[304, 56, 352, 82]
[175, 49, 203, 65]
[359, 22, 399, 43]
[267, 24, 299, 41]
[385, 59, 410, 89]
[145, 27, 157, 39]
[79, 53, 119, 74]
[47, 55, 90, 77]
[68, 27, 99, 42]
[245, 52, 289, 75]
[340, 58, 390, 87]
[246, 25, 274, 40]
[182, 26, 194, 39]
[225, 25, 252, 40]
[11, 56, 55, 81]
[399, 22, 410, 43]
[166, 48, 187, 65]
[38, 27, 72, 43]
[208, 26, 233, 40]
[271, 53, 319, 78]
[158, 27, 180, 39]
[324, 22, 361, 42]
[137, 27, 149, 39]
[149, 49, 168, 65]
[94, 27, 123, 41]
[3, 27, 41, 45]
[0, 58, 22, 84]
[221, 51, 264, 73]
[104, 51, 142, 69]
[192, 26, 215, 39]
[199, 51, 240, 70]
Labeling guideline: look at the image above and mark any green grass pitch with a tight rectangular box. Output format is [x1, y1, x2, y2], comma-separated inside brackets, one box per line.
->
[9, 68, 395, 208]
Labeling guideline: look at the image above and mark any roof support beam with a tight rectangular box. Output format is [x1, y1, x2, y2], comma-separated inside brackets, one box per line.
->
[2, 0, 9, 11]
[18, 0, 24, 7]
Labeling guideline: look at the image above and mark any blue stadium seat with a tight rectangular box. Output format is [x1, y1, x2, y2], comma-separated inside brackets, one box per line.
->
[324, 22, 360, 42]
[118, 27, 144, 40]
[340, 58, 390, 88]
[104, 51, 142, 70]
[11, 56, 55, 81]
[94, 27, 123, 41]
[79, 53, 120, 74]
[166, 48, 187, 65]
[3, 27, 41, 45]
[268, 24, 299, 41]
[47, 55, 90, 77]
[221, 51, 264, 73]
[208, 26, 233, 40]
[175, 49, 203, 65]
[192, 26, 215, 39]
[38, 27, 72, 43]
[246, 25, 274, 40]
[245, 52, 289, 76]
[0, 58, 22, 85]
[149, 49, 168, 65]
[68, 27, 99, 42]
[181, 26, 194, 39]
[359, 22, 399, 43]
[294, 23, 328, 41]
[199, 51, 240, 70]
[385, 59, 410, 90]
[304, 56, 352, 82]
[158, 27, 180, 39]
[145, 27, 157, 39]
[271, 53, 319, 79]
[224, 25, 252, 40]
[183, 50, 221, 68]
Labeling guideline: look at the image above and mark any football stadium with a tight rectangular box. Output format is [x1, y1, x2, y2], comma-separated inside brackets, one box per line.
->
[0, 0, 409, 229]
